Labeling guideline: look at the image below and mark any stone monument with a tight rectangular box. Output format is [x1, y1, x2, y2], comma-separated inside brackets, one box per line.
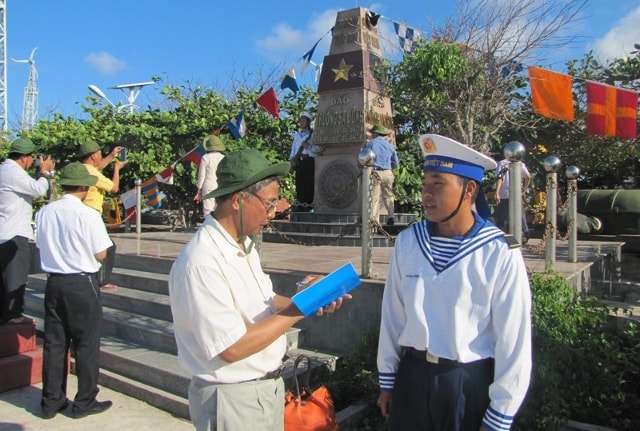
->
[313, 7, 395, 214]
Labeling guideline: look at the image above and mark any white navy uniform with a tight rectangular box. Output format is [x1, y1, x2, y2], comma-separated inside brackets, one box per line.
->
[378, 216, 531, 429]
[378, 134, 532, 431]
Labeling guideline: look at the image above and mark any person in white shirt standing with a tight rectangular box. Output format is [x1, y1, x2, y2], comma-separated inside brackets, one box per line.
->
[288, 111, 321, 212]
[0, 137, 54, 324]
[193, 134, 225, 218]
[36, 162, 113, 420]
[377, 134, 531, 431]
[169, 149, 349, 430]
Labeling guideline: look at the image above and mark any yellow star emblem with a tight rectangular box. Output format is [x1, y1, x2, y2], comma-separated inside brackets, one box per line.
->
[332, 58, 353, 82]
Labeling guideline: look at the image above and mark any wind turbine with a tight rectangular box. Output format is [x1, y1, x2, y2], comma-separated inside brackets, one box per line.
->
[12, 47, 39, 130]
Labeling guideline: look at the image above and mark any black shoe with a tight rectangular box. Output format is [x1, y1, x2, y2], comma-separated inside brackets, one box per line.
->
[42, 399, 70, 419]
[71, 400, 113, 419]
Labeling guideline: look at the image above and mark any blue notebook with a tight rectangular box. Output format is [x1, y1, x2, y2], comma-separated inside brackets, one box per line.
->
[292, 262, 361, 317]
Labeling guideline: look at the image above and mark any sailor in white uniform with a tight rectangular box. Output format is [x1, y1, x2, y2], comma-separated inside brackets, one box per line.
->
[376, 134, 532, 431]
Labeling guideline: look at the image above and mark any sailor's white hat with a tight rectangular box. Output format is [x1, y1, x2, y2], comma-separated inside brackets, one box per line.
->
[418, 134, 497, 182]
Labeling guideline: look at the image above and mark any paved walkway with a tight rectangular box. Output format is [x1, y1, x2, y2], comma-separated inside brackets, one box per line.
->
[107, 230, 620, 283]
[0, 229, 630, 430]
[0, 373, 192, 431]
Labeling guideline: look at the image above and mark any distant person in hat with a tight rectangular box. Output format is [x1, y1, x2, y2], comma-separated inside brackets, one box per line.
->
[376, 134, 531, 431]
[78, 139, 128, 291]
[362, 124, 399, 225]
[0, 137, 55, 324]
[193, 134, 225, 218]
[35, 162, 113, 419]
[288, 111, 320, 212]
[168, 148, 350, 430]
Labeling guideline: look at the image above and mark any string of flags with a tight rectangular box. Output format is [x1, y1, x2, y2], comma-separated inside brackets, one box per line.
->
[120, 10, 638, 214]
[527, 65, 637, 139]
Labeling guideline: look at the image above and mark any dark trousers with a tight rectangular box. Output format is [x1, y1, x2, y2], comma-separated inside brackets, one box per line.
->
[97, 243, 116, 286]
[41, 273, 103, 414]
[389, 351, 494, 431]
[493, 199, 529, 238]
[0, 236, 30, 323]
[294, 156, 315, 211]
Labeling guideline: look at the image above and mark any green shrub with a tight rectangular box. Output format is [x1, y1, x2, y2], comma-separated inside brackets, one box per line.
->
[514, 272, 640, 430]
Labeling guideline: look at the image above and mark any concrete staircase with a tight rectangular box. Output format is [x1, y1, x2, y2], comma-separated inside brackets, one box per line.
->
[265, 211, 417, 246]
[23, 254, 339, 420]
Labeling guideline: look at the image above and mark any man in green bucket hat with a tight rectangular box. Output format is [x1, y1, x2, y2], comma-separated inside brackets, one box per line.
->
[0, 137, 55, 324]
[168, 148, 351, 430]
[193, 133, 225, 218]
[35, 162, 113, 419]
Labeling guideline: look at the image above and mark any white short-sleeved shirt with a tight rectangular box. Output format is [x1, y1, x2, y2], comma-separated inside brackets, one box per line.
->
[0, 159, 50, 243]
[168, 216, 286, 383]
[495, 159, 530, 200]
[35, 194, 113, 274]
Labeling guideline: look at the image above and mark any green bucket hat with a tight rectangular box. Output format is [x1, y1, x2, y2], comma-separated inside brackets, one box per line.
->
[204, 149, 290, 199]
[58, 162, 98, 187]
[77, 139, 104, 158]
[203, 134, 225, 152]
[9, 137, 37, 155]
[368, 124, 390, 136]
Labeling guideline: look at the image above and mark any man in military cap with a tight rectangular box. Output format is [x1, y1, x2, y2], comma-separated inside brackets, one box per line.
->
[169, 148, 349, 430]
[78, 139, 128, 290]
[377, 134, 531, 431]
[0, 137, 55, 324]
[362, 124, 399, 225]
[36, 162, 113, 419]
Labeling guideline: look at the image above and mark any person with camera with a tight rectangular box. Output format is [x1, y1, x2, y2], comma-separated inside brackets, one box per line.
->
[288, 111, 320, 212]
[0, 137, 55, 325]
[78, 139, 128, 291]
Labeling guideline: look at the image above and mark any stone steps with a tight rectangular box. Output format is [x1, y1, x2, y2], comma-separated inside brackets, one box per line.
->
[23, 258, 339, 421]
[265, 211, 416, 247]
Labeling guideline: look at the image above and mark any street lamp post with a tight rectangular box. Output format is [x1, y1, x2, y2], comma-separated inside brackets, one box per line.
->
[88, 84, 117, 109]
[87, 81, 156, 114]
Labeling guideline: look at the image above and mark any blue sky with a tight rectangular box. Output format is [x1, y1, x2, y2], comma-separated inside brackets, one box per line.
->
[7, 0, 640, 132]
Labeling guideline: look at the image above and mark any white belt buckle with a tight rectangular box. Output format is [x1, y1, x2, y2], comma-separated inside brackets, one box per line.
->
[426, 351, 440, 364]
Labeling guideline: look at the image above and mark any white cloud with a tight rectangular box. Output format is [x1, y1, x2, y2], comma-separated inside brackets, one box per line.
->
[255, 9, 338, 59]
[592, 6, 640, 62]
[84, 52, 127, 76]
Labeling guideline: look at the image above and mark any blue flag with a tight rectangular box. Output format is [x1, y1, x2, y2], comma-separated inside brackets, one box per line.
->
[299, 41, 319, 76]
[280, 67, 299, 93]
[227, 111, 246, 140]
[393, 21, 421, 54]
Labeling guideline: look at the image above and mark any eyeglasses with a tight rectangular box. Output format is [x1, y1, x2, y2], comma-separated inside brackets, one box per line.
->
[246, 192, 280, 214]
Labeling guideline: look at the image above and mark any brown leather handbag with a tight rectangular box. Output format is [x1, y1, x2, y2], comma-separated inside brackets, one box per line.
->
[284, 355, 339, 431]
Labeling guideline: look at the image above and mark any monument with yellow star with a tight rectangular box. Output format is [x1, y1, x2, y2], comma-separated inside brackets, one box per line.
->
[313, 7, 395, 213]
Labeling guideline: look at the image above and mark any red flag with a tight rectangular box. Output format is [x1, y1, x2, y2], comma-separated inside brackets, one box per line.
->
[586, 81, 637, 139]
[528, 66, 574, 122]
[256, 87, 280, 118]
[183, 145, 206, 167]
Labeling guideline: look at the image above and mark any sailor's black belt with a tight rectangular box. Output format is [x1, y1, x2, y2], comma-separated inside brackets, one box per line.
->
[408, 347, 458, 365]
[374, 167, 389, 171]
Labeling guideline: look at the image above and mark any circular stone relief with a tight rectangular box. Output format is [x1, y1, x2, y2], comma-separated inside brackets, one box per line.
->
[317, 160, 359, 209]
